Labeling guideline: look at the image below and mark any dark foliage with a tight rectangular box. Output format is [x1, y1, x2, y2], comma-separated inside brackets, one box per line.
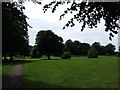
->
[105, 43, 115, 55]
[35, 30, 64, 60]
[61, 52, 71, 59]
[64, 40, 90, 56]
[92, 42, 106, 55]
[88, 47, 98, 58]
[116, 53, 120, 57]
[80, 43, 91, 56]
[31, 46, 41, 58]
[43, 1, 120, 40]
[2, 2, 31, 60]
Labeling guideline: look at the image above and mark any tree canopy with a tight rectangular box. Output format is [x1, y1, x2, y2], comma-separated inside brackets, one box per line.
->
[35, 30, 64, 59]
[88, 47, 98, 58]
[105, 43, 115, 55]
[2, 2, 31, 60]
[64, 39, 90, 56]
[6, 1, 120, 40]
[43, 1, 120, 40]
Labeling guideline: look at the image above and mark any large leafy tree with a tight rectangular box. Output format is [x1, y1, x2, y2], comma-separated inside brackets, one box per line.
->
[105, 43, 115, 55]
[73, 40, 81, 55]
[80, 43, 91, 56]
[92, 42, 106, 55]
[2, 2, 31, 60]
[64, 39, 90, 56]
[64, 39, 74, 54]
[43, 1, 120, 40]
[35, 30, 63, 60]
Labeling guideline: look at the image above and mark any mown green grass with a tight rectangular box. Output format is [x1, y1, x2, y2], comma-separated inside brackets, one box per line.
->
[2, 63, 13, 75]
[22, 56, 118, 88]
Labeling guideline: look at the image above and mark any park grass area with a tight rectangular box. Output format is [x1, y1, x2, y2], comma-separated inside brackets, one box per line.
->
[2, 63, 13, 75]
[22, 56, 118, 88]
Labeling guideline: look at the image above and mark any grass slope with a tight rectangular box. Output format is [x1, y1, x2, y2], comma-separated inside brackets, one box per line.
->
[22, 56, 118, 88]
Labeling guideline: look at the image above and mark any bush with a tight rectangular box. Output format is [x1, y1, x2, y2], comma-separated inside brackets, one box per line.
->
[61, 52, 71, 59]
[106, 53, 110, 56]
[88, 47, 98, 58]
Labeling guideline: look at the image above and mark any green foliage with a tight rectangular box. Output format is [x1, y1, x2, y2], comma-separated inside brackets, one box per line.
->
[2, 2, 31, 60]
[105, 43, 115, 55]
[61, 52, 71, 59]
[35, 30, 63, 59]
[92, 42, 102, 55]
[64, 40, 90, 56]
[73, 40, 81, 55]
[64, 39, 74, 54]
[31, 46, 42, 58]
[88, 47, 98, 58]
[80, 43, 91, 56]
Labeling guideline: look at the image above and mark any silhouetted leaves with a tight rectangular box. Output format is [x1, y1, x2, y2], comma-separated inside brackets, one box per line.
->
[2, 2, 31, 60]
[43, 1, 120, 40]
[35, 30, 64, 59]
[109, 33, 114, 37]
[109, 36, 112, 41]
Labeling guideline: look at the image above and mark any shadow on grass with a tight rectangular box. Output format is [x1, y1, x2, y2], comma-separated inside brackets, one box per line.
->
[2, 59, 40, 66]
[2, 74, 66, 89]
[42, 59, 62, 60]
[22, 77, 67, 88]
[3, 75, 119, 89]
[22, 77, 120, 89]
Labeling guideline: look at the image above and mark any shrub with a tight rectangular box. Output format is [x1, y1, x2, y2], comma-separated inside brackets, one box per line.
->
[88, 47, 98, 58]
[61, 52, 71, 59]
[106, 53, 110, 56]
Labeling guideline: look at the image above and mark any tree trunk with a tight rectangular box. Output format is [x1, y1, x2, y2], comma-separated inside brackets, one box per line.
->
[4, 54, 7, 60]
[48, 54, 50, 60]
[10, 53, 13, 61]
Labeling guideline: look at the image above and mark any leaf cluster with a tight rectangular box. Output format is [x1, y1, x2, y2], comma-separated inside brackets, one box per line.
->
[43, 1, 120, 40]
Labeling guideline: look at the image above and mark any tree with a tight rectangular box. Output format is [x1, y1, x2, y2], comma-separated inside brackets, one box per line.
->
[100, 46, 106, 55]
[92, 42, 100, 54]
[105, 43, 115, 55]
[31, 45, 41, 58]
[80, 43, 91, 56]
[2, 2, 31, 60]
[88, 47, 98, 58]
[43, 1, 120, 40]
[8, 1, 120, 40]
[64, 39, 74, 55]
[73, 40, 81, 55]
[92, 42, 107, 55]
[35, 30, 63, 60]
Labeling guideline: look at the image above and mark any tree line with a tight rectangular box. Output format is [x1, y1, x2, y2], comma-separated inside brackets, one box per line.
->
[2, 2, 120, 60]
[30, 30, 117, 59]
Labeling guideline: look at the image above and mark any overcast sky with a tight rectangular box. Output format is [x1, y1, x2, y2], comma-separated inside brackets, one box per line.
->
[23, 1, 119, 51]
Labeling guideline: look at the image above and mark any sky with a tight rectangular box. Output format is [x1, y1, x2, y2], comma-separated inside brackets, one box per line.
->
[23, 1, 119, 51]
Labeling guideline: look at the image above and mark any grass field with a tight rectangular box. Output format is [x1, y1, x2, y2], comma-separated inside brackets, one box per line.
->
[2, 62, 14, 75]
[22, 56, 118, 88]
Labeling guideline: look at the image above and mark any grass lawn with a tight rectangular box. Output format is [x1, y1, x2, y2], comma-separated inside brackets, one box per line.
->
[22, 56, 118, 88]
[2, 62, 14, 75]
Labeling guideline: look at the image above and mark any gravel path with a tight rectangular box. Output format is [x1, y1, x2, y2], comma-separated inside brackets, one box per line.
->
[3, 64, 23, 88]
